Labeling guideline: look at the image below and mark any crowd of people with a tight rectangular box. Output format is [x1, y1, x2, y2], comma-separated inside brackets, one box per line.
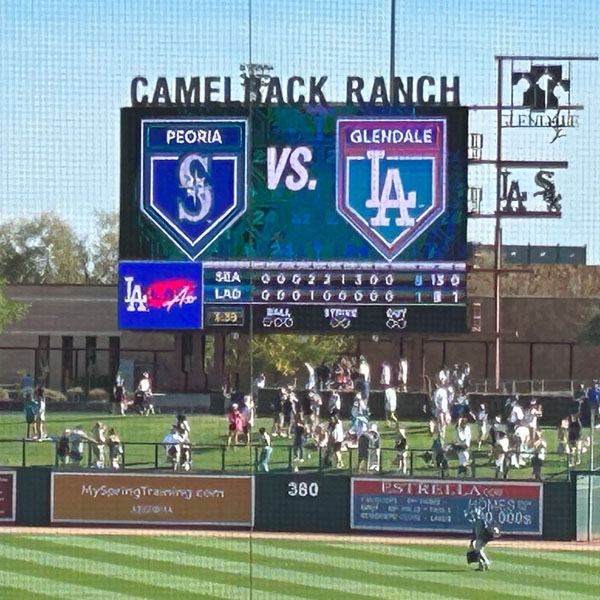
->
[425, 363, 600, 479]
[228, 357, 411, 474]
[112, 371, 155, 416]
[426, 363, 549, 478]
[242, 358, 600, 478]
[18, 356, 600, 477]
[56, 422, 123, 469]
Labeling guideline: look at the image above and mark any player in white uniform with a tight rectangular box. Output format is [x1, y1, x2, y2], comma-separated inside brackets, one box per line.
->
[384, 386, 398, 429]
[433, 384, 450, 442]
[476, 403, 489, 450]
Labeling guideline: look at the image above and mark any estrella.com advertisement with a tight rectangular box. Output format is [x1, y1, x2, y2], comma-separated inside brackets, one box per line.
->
[351, 478, 542, 535]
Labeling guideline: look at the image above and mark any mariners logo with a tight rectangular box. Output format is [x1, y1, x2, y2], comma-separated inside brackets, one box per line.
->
[140, 118, 248, 260]
[336, 118, 446, 261]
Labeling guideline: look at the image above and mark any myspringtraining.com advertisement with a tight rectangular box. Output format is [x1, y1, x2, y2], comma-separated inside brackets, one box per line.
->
[51, 472, 253, 526]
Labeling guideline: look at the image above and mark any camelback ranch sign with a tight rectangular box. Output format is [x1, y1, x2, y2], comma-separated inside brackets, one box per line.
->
[130, 75, 461, 108]
[120, 92, 468, 332]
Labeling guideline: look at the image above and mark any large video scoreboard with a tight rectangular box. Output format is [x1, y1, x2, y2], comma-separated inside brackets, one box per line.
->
[119, 105, 468, 332]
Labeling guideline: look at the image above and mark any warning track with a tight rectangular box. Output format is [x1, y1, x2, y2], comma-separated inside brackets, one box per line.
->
[0, 526, 598, 551]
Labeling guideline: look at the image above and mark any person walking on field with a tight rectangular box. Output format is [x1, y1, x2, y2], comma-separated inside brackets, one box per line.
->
[358, 356, 371, 400]
[331, 416, 345, 469]
[257, 427, 272, 472]
[107, 428, 124, 469]
[393, 428, 409, 474]
[34, 386, 47, 440]
[227, 403, 244, 447]
[476, 403, 489, 450]
[292, 418, 307, 469]
[24, 392, 39, 440]
[397, 356, 408, 392]
[384, 385, 398, 429]
[113, 372, 127, 415]
[91, 421, 108, 468]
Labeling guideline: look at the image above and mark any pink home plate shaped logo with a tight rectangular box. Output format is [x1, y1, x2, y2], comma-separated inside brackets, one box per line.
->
[336, 118, 447, 261]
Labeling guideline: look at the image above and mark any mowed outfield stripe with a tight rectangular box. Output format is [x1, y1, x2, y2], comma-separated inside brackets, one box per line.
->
[7, 536, 388, 600]
[246, 539, 595, 600]
[2, 536, 299, 600]
[0, 584, 58, 600]
[315, 540, 600, 583]
[0, 570, 138, 600]
[311, 542, 599, 598]
[3, 534, 593, 600]
[28, 535, 467, 600]
[137, 536, 532, 600]
[0, 560, 148, 600]
[492, 547, 600, 570]
[0, 540, 228, 600]
[118, 537, 478, 600]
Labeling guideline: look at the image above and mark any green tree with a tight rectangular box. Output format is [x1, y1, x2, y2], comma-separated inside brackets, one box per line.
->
[248, 334, 356, 383]
[0, 213, 89, 283]
[88, 211, 118, 284]
[0, 278, 29, 332]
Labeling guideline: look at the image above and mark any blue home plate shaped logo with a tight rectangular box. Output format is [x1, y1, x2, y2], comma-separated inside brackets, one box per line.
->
[140, 118, 248, 260]
[336, 118, 447, 261]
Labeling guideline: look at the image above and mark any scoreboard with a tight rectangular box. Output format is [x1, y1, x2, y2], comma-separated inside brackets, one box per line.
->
[119, 105, 468, 332]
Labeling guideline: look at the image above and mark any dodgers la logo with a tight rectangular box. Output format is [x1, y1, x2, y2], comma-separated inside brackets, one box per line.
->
[336, 118, 446, 261]
[140, 118, 248, 260]
[118, 261, 203, 330]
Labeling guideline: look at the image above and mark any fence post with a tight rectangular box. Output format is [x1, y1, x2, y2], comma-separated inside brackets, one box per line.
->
[410, 450, 414, 475]
[22, 439, 26, 467]
[588, 407, 596, 541]
[154, 443, 159, 469]
[288, 446, 292, 471]
[221, 446, 226, 472]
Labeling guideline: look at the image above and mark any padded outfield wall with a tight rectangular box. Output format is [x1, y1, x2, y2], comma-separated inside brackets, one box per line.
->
[5, 468, 575, 540]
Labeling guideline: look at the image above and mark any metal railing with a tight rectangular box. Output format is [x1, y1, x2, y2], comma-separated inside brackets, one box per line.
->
[470, 379, 577, 395]
[0, 438, 574, 480]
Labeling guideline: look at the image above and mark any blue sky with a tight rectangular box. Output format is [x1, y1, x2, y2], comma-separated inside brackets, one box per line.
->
[1, 0, 598, 260]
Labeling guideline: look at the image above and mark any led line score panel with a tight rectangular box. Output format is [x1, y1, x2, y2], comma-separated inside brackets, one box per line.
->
[203, 261, 466, 306]
[203, 260, 466, 333]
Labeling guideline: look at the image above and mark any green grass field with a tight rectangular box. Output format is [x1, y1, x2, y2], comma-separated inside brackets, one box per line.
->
[0, 410, 588, 478]
[0, 533, 597, 599]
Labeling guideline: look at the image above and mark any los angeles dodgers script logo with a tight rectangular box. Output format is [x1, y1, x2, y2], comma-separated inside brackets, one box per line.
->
[336, 118, 446, 261]
[140, 118, 248, 260]
[118, 261, 203, 330]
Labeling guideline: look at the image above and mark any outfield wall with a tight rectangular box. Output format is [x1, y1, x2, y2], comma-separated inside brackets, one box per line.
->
[6, 468, 577, 540]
